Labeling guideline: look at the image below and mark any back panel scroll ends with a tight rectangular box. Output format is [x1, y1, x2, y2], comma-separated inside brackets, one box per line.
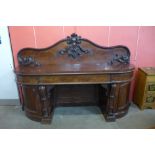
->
[17, 33, 130, 68]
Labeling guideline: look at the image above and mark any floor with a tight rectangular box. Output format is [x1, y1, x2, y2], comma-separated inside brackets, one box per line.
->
[0, 103, 155, 129]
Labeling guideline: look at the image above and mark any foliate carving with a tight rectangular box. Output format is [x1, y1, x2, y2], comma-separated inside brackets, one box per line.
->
[113, 54, 129, 64]
[57, 33, 92, 59]
[18, 55, 40, 66]
[108, 54, 130, 65]
[38, 86, 50, 117]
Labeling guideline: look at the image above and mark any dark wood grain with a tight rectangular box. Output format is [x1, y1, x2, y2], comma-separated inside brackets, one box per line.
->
[15, 33, 134, 124]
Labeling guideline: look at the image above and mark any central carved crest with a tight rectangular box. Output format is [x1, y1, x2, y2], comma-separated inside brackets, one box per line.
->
[58, 33, 91, 59]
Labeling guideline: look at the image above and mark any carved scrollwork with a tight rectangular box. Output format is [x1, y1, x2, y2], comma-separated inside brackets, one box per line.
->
[57, 33, 92, 59]
[109, 53, 130, 65]
[18, 55, 40, 66]
[113, 54, 129, 64]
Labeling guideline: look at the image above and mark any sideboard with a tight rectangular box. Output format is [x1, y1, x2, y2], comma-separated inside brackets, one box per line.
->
[14, 33, 134, 124]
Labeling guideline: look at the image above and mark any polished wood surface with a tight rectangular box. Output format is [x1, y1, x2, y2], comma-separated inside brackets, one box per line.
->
[15, 33, 134, 124]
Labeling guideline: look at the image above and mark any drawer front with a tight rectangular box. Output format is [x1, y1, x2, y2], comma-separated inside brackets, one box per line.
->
[17, 74, 110, 85]
[110, 72, 133, 82]
[146, 83, 155, 92]
[143, 82, 155, 109]
[143, 92, 155, 109]
[147, 76, 155, 82]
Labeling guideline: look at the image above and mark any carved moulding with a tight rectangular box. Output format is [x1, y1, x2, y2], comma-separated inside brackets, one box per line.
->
[57, 33, 92, 59]
[38, 86, 50, 118]
[109, 53, 130, 65]
[18, 55, 40, 66]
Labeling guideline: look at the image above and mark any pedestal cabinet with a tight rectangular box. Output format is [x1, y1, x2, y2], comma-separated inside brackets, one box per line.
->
[15, 33, 134, 124]
[134, 67, 155, 109]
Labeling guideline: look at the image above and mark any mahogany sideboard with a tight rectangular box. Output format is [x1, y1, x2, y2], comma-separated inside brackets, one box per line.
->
[14, 33, 134, 124]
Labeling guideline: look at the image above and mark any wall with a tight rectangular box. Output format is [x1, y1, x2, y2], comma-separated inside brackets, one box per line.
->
[9, 26, 155, 100]
[0, 27, 18, 99]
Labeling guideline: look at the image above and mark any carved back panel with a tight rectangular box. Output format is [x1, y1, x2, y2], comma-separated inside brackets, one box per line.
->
[17, 33, 130, 68]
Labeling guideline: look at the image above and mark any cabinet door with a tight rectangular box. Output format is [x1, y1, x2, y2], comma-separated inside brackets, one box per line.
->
[22, 85, 54, 121]
[116, 82, 130, 111]
[22, 86, 42, 116]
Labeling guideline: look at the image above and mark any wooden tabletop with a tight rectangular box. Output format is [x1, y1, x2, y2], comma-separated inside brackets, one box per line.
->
[15, 63, 135, 75]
